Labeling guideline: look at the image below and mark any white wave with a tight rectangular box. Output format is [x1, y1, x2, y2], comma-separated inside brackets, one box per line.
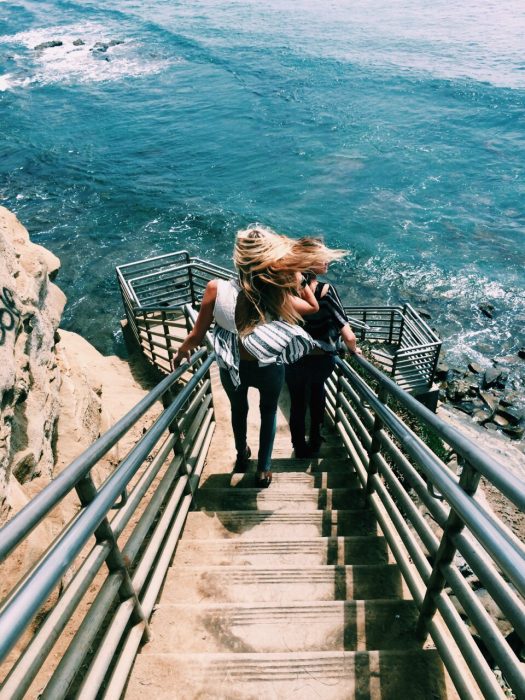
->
[0, 73, 12, 91]
[0, 22, 172, 86]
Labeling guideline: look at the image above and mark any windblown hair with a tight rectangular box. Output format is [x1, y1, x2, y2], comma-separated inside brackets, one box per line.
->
[291, 236, 347, 270]
[234, 227, 301, 333]
[233, 227, 347, 335]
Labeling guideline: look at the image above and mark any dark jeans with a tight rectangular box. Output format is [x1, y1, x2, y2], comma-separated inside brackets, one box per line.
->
[220, 361, 285, 472]
[285, 354, 335, 449]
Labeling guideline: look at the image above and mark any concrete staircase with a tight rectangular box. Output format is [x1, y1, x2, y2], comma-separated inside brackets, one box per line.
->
[125, 380, 452, 699]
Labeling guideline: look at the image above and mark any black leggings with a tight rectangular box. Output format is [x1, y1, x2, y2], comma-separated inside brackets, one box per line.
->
[285, 354, 335, 449]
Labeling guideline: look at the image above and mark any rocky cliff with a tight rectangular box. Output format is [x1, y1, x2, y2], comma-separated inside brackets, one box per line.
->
[0, 206, 150, 525]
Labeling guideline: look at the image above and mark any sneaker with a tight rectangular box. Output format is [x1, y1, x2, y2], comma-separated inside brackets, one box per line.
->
[294, 444, 311, 458]
[234, 446, 251, 472]
[255, 471, 272, 488]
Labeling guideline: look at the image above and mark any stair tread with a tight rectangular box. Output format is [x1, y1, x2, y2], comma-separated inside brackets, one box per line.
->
[143, 600, 420, 654]
[162, 564, 404, 603]
[173, 535, 389, 566]
[200, 471, 360, 490]
[196, 487, 367, 511]
[126, 649, 448, 700]
[182, 509, 380, 539]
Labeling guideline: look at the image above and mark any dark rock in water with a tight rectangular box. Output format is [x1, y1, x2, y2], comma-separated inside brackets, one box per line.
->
[497, 406, 523, 426]
[92, 42, 109, 52]
[468, 362, 483, 374]
[467, 383, 479, 397]
[73, 39, 85, 46]
[91, 39, 123, 53]
[478, 302, 495, 319]
[34, 40, 63, 50]
[416, 307, 431, 320]
[518, 347, 525, 360]
[483, 367, 501, 389]
[495, 371, 508, 389]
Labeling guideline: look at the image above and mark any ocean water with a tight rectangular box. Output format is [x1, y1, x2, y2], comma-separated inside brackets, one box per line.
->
[1, 0, 524, 396]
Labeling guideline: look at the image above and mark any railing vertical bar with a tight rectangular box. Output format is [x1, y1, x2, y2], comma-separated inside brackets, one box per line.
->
[416, 460, 482, 640]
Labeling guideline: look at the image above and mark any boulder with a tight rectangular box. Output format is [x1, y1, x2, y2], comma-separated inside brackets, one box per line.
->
[468, 362, 483, 374]
[478, 303, 495, 319]
[446, 379, 470, 403]
[483, 367, 501, 389]
[518, 347, 525, 360]
[496, 406, 523, 426]
[34, 40, 63, 50]
[72, 39, 85, 46]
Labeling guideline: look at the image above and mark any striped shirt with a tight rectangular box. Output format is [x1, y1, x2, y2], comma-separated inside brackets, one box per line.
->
[212, 280, 317, 388]
[303, 282, 349, 353]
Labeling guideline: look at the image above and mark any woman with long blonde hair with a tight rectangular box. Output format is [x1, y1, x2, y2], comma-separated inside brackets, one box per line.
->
[172, 226, 320, 487]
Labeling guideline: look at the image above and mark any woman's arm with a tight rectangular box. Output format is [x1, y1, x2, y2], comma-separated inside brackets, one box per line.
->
[171, 280, 218, 368]
[290, 273, 319, 316]
[340, 324, 361, 354]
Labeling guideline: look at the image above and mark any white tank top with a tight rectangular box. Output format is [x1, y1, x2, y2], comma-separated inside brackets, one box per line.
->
[213, 278, 240, 333]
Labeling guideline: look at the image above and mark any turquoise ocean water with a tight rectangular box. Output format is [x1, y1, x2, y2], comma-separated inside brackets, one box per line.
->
[1, 0, 524, 395]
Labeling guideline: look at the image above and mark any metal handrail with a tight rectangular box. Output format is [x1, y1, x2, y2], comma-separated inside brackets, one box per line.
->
[0, 323, 216, 698]
[351, 354, 525, 510]
[0, 349, 207, 563]
[328, 354, 525, 699]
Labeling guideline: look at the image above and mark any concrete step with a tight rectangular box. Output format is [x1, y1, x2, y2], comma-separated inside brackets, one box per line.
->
[126, 649, 448, 700]
[195, 487, 367, 512]
[162, 564, 403, 603]
[258, 457, 351, 472]
[182, 509, 380, 540]
[173, 536, 389, 567]
[147, 600, 419, 654]
[200, 471, 360, 490]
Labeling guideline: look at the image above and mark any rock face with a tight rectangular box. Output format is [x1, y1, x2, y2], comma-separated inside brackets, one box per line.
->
[0, 207, 151, 524]
[0, 206, 65, 516]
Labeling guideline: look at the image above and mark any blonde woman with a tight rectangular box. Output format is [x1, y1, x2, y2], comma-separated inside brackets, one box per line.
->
[172, 227, 320, 487]
[286, 237, 360, 457]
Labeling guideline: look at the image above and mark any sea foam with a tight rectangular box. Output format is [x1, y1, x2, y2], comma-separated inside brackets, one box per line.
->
[0, 22, 172, 87]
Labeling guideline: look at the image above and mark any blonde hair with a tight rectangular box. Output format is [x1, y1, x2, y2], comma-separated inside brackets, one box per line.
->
[233, 227, 347, 334]
[291, 236, 347, 271]
[234, 227, 301, 332]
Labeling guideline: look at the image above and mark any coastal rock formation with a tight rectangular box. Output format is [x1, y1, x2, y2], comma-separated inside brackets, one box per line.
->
[0, 206, 65, 516]
[0, 206, 151, 525]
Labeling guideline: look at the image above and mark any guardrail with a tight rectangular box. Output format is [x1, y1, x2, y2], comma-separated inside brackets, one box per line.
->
[345, 305, 441, 393]
[0, 311, 215, 700]
[326, 353, 525, 700]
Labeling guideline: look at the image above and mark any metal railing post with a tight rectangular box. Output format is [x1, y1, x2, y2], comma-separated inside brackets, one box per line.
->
[161, 386, 195, 502]
[416, 458, 482, 641]
[365, 385, 389, 494]
[74, 475, 150, 641]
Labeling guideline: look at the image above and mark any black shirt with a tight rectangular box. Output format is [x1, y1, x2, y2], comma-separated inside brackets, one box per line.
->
[303, 281, 348, 348]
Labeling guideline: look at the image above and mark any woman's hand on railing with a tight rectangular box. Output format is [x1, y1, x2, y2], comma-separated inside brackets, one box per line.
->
[171, 348, 191, 369]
